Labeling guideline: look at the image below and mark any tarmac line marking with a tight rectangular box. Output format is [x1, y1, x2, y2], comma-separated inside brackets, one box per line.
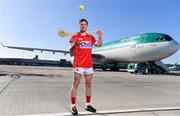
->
[0, 75, 18, 94]
[18, 106, 180, 116]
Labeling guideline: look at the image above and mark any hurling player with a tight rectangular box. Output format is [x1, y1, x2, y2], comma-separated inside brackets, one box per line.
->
[69, 19, 103, 115]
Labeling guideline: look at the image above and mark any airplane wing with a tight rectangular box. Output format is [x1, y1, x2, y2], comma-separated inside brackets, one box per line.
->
[0, 42, 70, 55]
[1, 42, 106, 60]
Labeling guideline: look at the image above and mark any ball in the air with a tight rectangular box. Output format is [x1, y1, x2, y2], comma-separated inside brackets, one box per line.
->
[79, 5, 85, 11]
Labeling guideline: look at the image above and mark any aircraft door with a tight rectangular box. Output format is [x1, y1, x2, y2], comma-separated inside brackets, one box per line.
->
[135, 35, 145, 61]
[136, 35, 144, 48]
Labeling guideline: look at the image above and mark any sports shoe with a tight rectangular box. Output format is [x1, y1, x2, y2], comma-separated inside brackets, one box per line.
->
[85, 105, 96, 113]
[71, 105, 78, 115]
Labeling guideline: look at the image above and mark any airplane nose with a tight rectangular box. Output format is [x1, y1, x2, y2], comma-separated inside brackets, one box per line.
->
[171, 40, 180, 52]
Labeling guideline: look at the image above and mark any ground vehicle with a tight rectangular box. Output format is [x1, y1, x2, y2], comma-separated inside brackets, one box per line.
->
[127, 63, 165, 74]
[127, 63, 148, 74]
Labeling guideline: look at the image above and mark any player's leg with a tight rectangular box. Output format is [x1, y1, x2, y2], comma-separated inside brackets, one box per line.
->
[84, 68, 96, 113]
[70, 72, 81, 115]
[84, 74, 93, 104]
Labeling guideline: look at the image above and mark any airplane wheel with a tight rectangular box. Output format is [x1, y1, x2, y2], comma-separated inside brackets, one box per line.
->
[144, 68, 148, 74]
[110, 68, 112, 71]
[110, 68, 114, 71]
[134, 70, 137, 74]
[114, 68, 119, 71]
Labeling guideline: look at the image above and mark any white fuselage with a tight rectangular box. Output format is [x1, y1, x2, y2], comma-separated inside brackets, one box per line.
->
[93, 40, 179, 63]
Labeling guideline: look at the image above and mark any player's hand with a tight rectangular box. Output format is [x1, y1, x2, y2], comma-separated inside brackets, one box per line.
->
[96, 30, 103, 37]
[70, 50, 74, 57]
[69, 41, 78, 57]
[73, 41, 78, 47]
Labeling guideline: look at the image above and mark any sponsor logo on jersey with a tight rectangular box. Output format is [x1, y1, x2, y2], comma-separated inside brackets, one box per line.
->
[78, 38, 83, 40]
[80, 41, 91, 48]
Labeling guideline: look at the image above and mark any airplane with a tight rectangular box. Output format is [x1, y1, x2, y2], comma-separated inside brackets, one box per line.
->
[1, 33, 180, 74]
[169, 63, 179, 71]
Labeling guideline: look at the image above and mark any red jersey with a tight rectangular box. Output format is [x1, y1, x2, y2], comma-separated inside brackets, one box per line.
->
[69, 32, 97, 68]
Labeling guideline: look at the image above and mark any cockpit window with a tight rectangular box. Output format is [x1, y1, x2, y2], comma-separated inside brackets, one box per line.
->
[164, 35, 173, 41]
[156, 37, 161, 41]
[156, 35, 173, 41]
[160, 37, 165, 41]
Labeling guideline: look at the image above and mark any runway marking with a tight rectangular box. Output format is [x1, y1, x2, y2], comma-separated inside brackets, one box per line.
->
[18, 106, 180, 116]
[0, 75, 19, 94]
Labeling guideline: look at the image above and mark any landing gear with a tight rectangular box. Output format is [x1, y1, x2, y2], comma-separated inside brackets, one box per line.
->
[144, 67, 149, 74]
[99, 63, 120, 71]
[110, 67, 119, 71]
[127, 62, 166, 75]
[109, 63, 119, 71]
[102, 67, 107, 71]
[147, 61, 165, 74]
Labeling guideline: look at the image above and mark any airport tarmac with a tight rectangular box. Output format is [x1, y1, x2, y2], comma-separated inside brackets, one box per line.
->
[0, 65, 180, 116]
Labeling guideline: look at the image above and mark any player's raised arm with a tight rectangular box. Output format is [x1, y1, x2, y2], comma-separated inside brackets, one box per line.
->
[94, 30, 103, 47]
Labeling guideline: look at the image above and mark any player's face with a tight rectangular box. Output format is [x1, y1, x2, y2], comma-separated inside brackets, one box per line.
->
[79, 21, 88, 32]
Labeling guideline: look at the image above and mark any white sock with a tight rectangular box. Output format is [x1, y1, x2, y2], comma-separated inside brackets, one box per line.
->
[71, 104, 76, 108]
[86, 103, 91, 106]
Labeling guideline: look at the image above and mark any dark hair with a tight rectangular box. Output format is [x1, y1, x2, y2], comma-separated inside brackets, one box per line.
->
[79, 18, 88, 25]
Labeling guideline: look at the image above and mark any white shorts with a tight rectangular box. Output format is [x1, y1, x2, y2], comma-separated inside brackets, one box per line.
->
[73, 67, 94, 75]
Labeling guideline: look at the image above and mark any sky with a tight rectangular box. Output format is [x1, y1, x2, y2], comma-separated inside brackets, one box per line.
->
[0, 0, 179, 64]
